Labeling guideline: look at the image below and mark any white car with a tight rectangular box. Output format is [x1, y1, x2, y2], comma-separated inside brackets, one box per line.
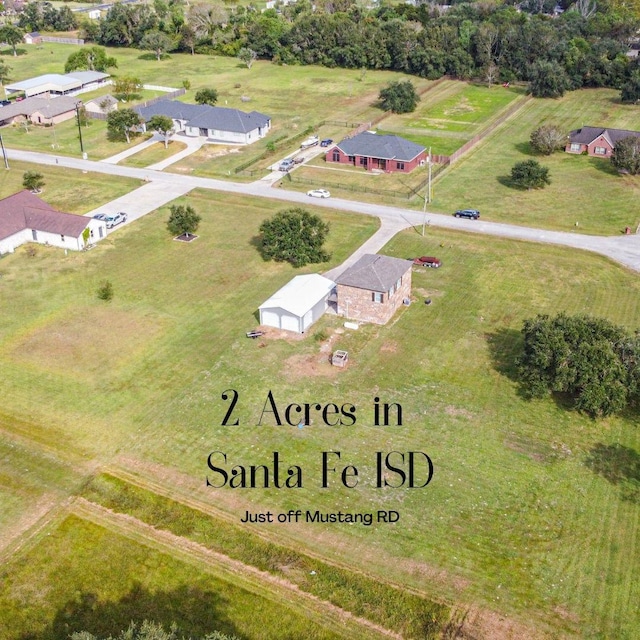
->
[307, 189, 330, 199]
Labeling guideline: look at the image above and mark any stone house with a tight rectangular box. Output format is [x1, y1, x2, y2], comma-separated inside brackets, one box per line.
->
[335, 254, 412, 324]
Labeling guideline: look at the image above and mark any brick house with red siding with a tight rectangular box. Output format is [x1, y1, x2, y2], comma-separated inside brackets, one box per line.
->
[327, 131, 427, 173]
[335, 254, 412, 325]
[566, 126, 640, 158]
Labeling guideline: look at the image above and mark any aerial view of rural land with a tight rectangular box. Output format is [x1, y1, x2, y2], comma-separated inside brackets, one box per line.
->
[0, 0, 639, 638]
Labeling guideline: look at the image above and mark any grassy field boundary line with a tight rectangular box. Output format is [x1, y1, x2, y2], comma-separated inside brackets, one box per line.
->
[103, 463, 452, 607]
[433, 94, 533, 183]
[70, 497, 399, 640]
[0, 496, 73, 564]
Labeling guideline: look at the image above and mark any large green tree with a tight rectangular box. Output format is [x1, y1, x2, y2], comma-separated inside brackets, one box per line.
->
[527, 60, 570, 98]
[140, 30, 174, 61]
[529, 125, 566, 155]
[620, 70, 640, 104]
[259, 208, 330, 267]
[0, 25, 23, 57]
[611, 136, 640, 175]
[64, 46, 118, 73]
[517, 313, 640, 417]
[378, 80, 419, 113]
[194, 88, 218, 106]
[147, 114, 174, 147]
[510, 159, 551, 189]
[107, 108, 143, 143]
[167, 204, 201, 236]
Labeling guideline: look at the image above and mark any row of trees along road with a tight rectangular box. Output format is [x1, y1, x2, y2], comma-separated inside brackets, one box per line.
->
[74, 0, 640, 96]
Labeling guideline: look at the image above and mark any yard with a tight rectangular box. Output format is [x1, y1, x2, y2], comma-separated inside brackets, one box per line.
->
[432, 88, 640, 235]
[1, 183, 640, 637]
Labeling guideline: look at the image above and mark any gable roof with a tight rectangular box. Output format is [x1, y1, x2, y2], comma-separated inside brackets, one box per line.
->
[135, 100, 270, 134]
[0, 190, 90, 241]
[336, 254, 412, 292]
[568, 126, 640, 146]
[259, 274, 335, 317]
[85, 94, 117, 108]
[0, 96, 79, 123]
[335, 132, 425, 162]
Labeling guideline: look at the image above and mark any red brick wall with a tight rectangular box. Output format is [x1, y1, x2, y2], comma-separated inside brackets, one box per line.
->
[326, 149, 426, 173]
[337, 270, 411, 325]
[586, 136, 614, 157]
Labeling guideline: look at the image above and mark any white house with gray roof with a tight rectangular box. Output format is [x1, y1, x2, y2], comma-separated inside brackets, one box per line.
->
[135, 100, 271, 145]
[328, 131, 427, 173]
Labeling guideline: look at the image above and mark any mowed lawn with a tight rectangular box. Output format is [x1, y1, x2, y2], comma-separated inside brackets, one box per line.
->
[432, 88, 640, 235]
[0, 515, 351, 640]
[0, 161, 142, 213]
[1, 181, 640, 638]
[0, 43, 434, 167]
[379, 80, 526, 156]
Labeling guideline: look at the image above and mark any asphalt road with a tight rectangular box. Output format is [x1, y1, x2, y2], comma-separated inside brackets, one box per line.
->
[10, 147, 640, 273]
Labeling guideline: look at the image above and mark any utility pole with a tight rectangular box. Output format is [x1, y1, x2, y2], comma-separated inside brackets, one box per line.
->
[75, 102, 85, 156]
[422, 147, 431, 236]
[428, 147, 432, 204]
[0, 134, 8, 169]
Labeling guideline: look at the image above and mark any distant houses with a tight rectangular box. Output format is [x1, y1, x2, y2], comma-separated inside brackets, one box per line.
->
[566, 126, 640, 158]
[0, 191, 106, 256]
[135, 100, 271, 145]
[327, 132, 427, 173]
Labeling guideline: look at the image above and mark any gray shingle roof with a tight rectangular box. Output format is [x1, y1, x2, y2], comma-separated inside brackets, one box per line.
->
[335, 132, 425, 162]
[0, 191, 89, 241]
[336, 254, 412, 292]
[568, 126, 640, 146]
[0, 95, 79, 123]
[135, 100, 270, 134]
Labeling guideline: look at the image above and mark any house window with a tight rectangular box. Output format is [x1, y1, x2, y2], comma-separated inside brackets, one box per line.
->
[348, 155, 355, 163]
[389, 284, 395, 296]
[570, 143, 581, 152]
[359, 157, 366, 166]
[396, 162, 405, 170]
[396, 277, 402, 290]
[372, 292, 383, 303]
[32, 229, 38, 241]
[594, 146, 607, 155]
[332, 151, 340, 162]
[60, 234, 65, 242]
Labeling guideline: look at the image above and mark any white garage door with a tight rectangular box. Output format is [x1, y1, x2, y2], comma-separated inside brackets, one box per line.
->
[281, 313, 300, 333]
[260, 309, 282, 329]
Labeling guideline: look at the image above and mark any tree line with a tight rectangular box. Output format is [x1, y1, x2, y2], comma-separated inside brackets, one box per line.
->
[71, 0, 640, 95]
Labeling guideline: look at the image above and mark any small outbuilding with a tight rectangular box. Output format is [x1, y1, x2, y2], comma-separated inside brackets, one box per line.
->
[259, 274, 336, 333]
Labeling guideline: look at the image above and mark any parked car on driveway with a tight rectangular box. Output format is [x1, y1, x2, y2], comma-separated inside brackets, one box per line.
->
[307, 189, 331, 198]
[293, 156, 305, 164]
[279, 158, 294, 171]
[413, 256, 441, 268]
[300, 136, 319, 149]
[320, 139, 333, 147]
[454, 209, 480, 219]
[104, 212, 128, 229]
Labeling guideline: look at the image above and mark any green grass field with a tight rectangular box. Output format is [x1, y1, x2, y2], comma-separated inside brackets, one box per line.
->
[380, 80, 526, 156]
[432, 88, 640, 235]
[0, 514, 356, 640]
[0, 160, 142, 213]
[1, 181, 640, 637]
[121, 139, 187, 168]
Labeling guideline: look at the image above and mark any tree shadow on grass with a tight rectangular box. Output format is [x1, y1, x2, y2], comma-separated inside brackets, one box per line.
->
[18, 582, 243, 640]
[585, 443, 640, 504]
[496, 174, 523, 190]
[513, 141, 535, 156]
[586, 156, 619, 176]
[485, 326, 522, 383]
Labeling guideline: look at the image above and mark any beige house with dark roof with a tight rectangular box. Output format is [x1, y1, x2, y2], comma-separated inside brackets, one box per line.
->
[0, 191, 106, 255]
[335, 254, 412, 324]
